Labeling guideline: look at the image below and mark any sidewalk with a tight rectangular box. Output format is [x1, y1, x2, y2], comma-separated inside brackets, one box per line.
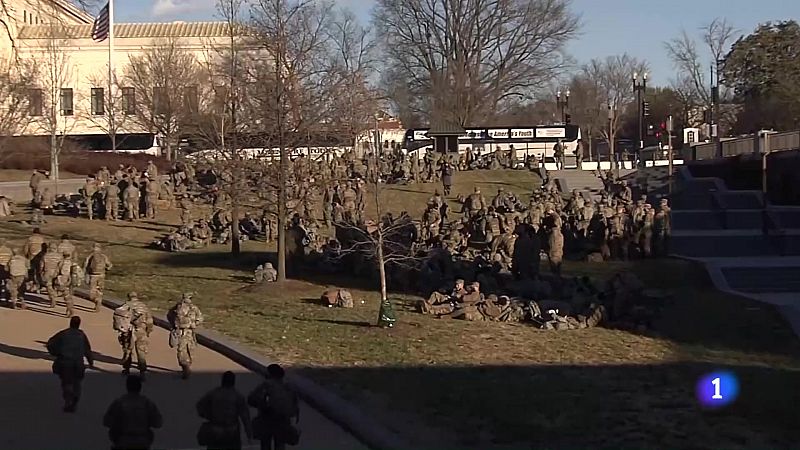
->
[0, 293, 365, 450]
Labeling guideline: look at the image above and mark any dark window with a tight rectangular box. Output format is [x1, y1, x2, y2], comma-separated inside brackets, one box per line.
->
[60, 88, 73, 116]
[28, 88, 43, 116]
[122, 87, 136, 115]
[91, 87, 105, 115]
[184, 85, 198, 113]
[153, 86, 168, 115]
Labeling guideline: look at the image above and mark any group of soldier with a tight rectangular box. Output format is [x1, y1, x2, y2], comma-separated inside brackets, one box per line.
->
[0, 231, 111, 315]
[46, 312, 298, 450]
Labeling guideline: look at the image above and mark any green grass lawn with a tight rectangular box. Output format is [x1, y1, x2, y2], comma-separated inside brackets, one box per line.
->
[2, 169, 799, 449]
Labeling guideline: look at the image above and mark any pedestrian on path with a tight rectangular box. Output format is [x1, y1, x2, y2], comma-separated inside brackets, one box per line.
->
[167, 292, 204, 380]
[46, 316, 94, 412]
[113, 292, 154, 379]
[103, 375, 163, 450]
[248, 364, 300, 450]
[196, 371, 253, 450]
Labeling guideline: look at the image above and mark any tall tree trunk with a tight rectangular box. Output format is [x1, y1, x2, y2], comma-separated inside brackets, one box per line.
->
[377, 231, 388, 302]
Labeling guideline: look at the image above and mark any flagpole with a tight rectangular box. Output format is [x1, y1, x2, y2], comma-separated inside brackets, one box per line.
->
[107, 0, 115, 151]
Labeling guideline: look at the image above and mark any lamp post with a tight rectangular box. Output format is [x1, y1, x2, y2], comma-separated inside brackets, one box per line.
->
[556, 89, 569, 124]
[608, 103, 618, 178]
[711, 59, 723, 158]
[633, 72, 647, 162]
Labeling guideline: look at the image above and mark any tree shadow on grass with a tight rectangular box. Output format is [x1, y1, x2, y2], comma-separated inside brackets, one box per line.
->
[155, 251, 273, 272]
[297, 362, 800, 449]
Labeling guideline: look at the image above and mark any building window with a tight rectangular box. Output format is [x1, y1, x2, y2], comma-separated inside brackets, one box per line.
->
[60, 88, 73, 116]
[28, 88, 43, 116]
[91, 88, 105, 115]
[153, 86, 168, 115]
[184, 85, 198, 113]
[122, 87, 136, 115]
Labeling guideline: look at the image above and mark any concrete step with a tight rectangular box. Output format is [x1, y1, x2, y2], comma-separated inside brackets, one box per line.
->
[716, 191, 763, 209]
[672, 193, 717, 210]
[722, 266, 800, 293]
[723, 210, 765, 229]
[672, 211, 724, 230]
[770, 209, 800, 228]
[670, 234, 778, 258]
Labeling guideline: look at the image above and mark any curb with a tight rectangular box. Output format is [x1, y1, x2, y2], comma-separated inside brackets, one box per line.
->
[74, 289, 408, 450]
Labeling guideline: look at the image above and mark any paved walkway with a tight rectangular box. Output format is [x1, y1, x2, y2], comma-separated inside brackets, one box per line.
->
[0, 294, 365, 450]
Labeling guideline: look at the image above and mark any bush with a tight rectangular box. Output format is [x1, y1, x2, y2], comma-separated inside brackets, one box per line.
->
[0, 139, 171, 176]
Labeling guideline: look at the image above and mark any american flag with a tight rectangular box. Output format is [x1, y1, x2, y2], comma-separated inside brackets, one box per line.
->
[91, 2, 110, 42]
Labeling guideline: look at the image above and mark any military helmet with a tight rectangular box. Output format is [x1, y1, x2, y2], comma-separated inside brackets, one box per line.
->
[128, 292, 138, 300]
[182, 292, 194, 301]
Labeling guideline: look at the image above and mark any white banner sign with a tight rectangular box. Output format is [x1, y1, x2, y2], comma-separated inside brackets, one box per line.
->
[413, 130, 429, 140]
[488, 129, 510, 138]
[535, 128, 566, 138]
[511, 128, 535, 138]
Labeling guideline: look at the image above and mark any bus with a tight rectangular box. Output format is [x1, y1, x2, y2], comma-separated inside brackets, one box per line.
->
[402, 124, 582, 161]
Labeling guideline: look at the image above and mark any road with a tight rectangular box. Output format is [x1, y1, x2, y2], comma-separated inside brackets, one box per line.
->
[0, 178, 85, 202]
[0, 293, 366, 450]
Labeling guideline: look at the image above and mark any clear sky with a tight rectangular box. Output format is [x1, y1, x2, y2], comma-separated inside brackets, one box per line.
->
[114, 0, 800, 86]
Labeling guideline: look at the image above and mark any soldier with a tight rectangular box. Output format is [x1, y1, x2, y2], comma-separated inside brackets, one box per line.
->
[56, 250, 82, 317]
[84, 243, 112, 310]
[465, 186, 487, 217]
[97, 166, 111, 185]
[410, 155, 420, 183]
[640, 204, 655, 258]
[0, 238, 12, 299]
[545, 210, 564, 277]
[114, 292, 154, 377]
[83, 177, 99, 220]
[441, 162, 453, 196]
[39, 243, 63, 308]
[196, 371, 253, 450]
[56, 234, 78, 261]
[145, 177, 161, 219]
[145, 160, 159, 179]
[576, 139, 585, 170]
[104, 179, 120, 220]
[260, 262, 278, 283]
[40, 187, 55, 215]
[24, 227, 46, 260]
[167, 292, 204, 379]
[654, 198, 671, 257]
[103, 375, 163, 450]
[247, 364, 300, 450]
[179, 195, 193, 226]
[608, 206, 630, 260]
[123, 181, 140, 220]
[29, 169, 45, 199]
[47, 316, 94, 412]
[7, 249, 29, 309]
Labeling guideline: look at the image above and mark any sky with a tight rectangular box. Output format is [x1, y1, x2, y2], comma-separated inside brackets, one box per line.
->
[114, 0, 800, 86]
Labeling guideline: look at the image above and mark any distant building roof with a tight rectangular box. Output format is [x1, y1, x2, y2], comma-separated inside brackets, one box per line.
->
[427, 118, 465, 136]
[18, 21, 231, 39]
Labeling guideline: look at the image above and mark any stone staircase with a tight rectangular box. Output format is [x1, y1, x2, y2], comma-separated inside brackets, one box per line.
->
[551, 169, 636, 200]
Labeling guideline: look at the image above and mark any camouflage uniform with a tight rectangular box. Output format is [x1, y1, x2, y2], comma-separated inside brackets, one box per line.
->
[84, 244, 112, 310]
[0, 240, 12, 298]
[179, 196, 193, 225]
[39, 245, 63, 308]
[83, 178, 99, 220]
[116, 292, 154, 376]
[123, 184, 140, 220]
[55, 254, 77, 317]
[104, 181, 120, 220]
[7, 251, 29, 308]
[145, 179, 161, 219]
[167, 293, 204, 379]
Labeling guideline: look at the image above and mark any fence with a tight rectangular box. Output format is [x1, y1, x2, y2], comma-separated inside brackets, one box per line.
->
[690, 130, 800, 160]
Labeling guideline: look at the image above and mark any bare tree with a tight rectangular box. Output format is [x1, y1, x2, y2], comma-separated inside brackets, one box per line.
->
[125, 38, 204, 161]
[33, 22, 78, 192]
[567, 73, 606, 161]
[374, 0, 579, 125]
[664, 18, 738, 128]
[250, 0, 340, 281]
[0, 58, 35, 154]
[581, 55, 648, 169]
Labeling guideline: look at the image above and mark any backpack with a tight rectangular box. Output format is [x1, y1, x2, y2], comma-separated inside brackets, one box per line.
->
[175, 303, 198, 329]
[131, 302, 154, 332]
[337, 290, 354, 308]
[70, 264, 84, 287]
[113, 304, 133, 333]
[88, 254, 106, 274]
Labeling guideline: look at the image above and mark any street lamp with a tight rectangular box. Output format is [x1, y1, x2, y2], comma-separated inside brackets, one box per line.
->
[633, 72, 647, 161]
[556, 89, 570, 123]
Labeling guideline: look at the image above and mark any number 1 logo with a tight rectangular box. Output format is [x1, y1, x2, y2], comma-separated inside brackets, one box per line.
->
[711, 377, 723, 399]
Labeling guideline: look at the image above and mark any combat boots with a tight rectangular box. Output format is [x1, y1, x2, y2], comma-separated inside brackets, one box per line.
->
[181, 364, 191, 380]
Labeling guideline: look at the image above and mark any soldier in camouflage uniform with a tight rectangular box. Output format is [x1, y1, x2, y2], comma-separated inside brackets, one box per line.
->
[83, 177, 99, 220]
[179, 195, 193, 226]
[84, 243, 112, 311]
[104, 179, 121, 220]
[7, 249, 29, 309]
[167, 293, 204, 379]
[115, 292, 154, 378]
[145, 177, 161, 220]
[0, 238, 12, 299]
[39, 243, 63, 308]
[55, 251, 78, 317]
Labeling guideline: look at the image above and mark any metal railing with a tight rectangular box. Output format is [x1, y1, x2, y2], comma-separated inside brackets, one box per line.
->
[690, 130, 800, 160]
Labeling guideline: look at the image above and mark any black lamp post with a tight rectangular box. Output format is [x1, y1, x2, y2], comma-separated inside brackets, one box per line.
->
[633, 72, 647, 159]
[556, 89, 569, 124]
